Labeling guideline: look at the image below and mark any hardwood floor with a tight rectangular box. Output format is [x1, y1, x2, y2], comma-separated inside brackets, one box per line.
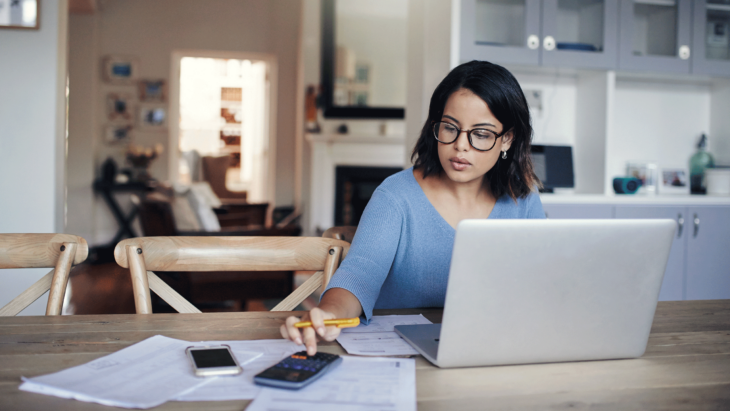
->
[66, 264, 317, 314]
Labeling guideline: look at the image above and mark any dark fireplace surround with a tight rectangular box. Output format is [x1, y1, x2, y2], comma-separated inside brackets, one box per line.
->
[334, 166, 402, 227]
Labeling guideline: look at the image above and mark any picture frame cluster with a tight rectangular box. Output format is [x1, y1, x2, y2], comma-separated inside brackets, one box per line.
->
[626, 162, 689, 195]
[103, 55, 167, 146]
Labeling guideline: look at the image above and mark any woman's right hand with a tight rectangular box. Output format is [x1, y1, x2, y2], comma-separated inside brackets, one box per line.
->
[280, 307, 342, 356]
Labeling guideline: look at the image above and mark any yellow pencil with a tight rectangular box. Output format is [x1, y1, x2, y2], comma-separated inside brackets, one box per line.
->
[293, 318, 360, 328]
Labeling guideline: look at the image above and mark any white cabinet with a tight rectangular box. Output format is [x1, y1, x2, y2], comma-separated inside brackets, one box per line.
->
[461, 0, 619, 69]
[693, 0, 730, 76]
[685, 206, 730, 299]
[614, 205, 686, 301]
[542, 203, 613, 218]
[618, 0, 693, 74]
[543, 200, 730, 301]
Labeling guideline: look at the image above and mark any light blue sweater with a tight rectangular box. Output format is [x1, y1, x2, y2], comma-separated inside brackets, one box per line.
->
[323, 167, 546, 321]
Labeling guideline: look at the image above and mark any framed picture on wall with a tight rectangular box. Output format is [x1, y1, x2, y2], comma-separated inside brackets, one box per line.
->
[658, 167, 690, 195]
[104, 124, 133, 145]
[138, 79, 166, 102]
[0, 0, 39, 30]
[138, 105, 167, 129]
[103, 55, 139, 85]
[106, 93, 134, 122]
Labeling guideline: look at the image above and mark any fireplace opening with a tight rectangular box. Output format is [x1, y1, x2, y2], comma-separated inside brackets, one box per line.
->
[334, 166, 403, 227]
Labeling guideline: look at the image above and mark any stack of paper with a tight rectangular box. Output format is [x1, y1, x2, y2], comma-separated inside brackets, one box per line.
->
[20, 323, 422, 410]
[247, 356, 417, 411]
[336, 314, 432, 356]
[19, 335, 284, 408]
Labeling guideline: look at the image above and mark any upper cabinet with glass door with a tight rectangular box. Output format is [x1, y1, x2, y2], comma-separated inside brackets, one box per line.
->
[618, 0, 692, 74]
[692, 0, 730, 76]
[461, 0, 542, 66]
[541, 0, 619, 69]
[460, 0, 619, 69]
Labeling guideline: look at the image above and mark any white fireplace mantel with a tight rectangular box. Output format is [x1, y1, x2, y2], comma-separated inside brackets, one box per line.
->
[307, 133, 406, 235]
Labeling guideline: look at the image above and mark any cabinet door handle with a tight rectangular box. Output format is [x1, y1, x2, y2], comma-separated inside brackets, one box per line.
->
[677, 214, 684, 238]
[543, 35, 556, 51]
[527, 35, 539, 50]
[693, 213, 700, 238]
[679, 45, 690, 60]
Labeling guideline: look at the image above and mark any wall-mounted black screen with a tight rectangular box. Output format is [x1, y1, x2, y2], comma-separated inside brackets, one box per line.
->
[530, 145, 574, 192]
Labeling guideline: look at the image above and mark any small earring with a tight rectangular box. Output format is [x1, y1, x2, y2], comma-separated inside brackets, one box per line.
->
[501, 150, 507, 160]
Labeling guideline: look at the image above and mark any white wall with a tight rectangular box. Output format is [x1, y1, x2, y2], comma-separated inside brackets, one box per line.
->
[0, 0, 68, 315]
[608, 77, 712, 191]
[405, 0, 454, 167]
[710, 80, 730, 166]
[66, 0, 302, 245]
[67, 13, 98, 243]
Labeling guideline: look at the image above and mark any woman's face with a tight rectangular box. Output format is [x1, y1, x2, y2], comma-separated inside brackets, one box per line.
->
[437, 88, 513, 186]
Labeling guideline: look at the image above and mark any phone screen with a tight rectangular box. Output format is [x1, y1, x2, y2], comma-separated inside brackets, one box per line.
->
[190, 348, 237, 368]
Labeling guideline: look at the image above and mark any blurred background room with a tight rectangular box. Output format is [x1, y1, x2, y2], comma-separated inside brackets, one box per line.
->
[1, 0, 729, 316]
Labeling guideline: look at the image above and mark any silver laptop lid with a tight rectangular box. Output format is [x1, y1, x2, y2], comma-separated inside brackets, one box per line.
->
[437, 219, 675, 368]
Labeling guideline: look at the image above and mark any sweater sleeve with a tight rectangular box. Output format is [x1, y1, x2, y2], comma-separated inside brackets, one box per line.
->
[322, 187, 404, 321]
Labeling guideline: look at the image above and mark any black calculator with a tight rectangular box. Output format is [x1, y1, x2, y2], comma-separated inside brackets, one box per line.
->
[253, 351, 342, 390]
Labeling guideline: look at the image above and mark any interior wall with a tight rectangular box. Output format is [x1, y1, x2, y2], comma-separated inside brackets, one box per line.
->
[67, 13, 98, 243]
[405, 0, 454, 167]
[0, 0, 68, 315]
[710, 80, 730, 166]
[66, 0, 302, 245]
[300, 0, 322, 235]
[608, 78, 712, 186]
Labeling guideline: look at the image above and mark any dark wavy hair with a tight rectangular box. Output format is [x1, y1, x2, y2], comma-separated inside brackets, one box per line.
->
[411, 60, 541, 200]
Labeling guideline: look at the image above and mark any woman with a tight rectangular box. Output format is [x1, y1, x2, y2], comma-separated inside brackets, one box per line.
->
[281, 60, 545, 354]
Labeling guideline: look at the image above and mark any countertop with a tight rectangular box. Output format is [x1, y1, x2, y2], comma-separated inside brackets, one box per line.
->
[540, 193, 730, 205]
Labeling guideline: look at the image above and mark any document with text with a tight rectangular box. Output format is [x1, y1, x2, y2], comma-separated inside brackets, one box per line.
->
[20, 335, 212, 409]
[336, 314, 432, 356]
[246, 356, 416, 411]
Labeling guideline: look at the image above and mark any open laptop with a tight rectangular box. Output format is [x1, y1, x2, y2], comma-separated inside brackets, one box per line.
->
[394, 219, 676, 368]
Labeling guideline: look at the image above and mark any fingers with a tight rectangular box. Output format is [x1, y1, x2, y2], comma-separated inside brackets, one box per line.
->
[281, 308, 342, 356]
[322, 325, 342, 342]
[308, 308, 328, 338]
[281, 316, 303, 345]
[302, 326, 318, 356]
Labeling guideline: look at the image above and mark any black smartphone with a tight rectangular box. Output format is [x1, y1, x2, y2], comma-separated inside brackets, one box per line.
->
[186, 345, 242, 377]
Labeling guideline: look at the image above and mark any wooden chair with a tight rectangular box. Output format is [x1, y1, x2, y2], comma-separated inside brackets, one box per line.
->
[0, 234, 88, 316]
[201, 155, 248, 201]
[322, 226, 357, 243]
[113, 236, 350, 314]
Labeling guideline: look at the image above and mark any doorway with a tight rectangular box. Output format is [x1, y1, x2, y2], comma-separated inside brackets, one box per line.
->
[170, 51, 276, 203]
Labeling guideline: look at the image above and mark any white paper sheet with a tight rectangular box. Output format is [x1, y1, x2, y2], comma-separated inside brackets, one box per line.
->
[246, 356, 416, 411]
[336, 314, 432, 356]
[19, 335, 212, 409]
[174, 339, 303, 401]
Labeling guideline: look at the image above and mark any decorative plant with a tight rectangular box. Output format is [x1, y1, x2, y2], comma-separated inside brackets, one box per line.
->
[125, 144, 164, 181]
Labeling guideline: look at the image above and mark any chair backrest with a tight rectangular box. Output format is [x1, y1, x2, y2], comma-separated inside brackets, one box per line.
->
[322, 226, 357, 243]
[0, 234, 89, 316]
[132, 194, 180, 236]
[201, 155, 247, 200]
[114, 236, 350, 314]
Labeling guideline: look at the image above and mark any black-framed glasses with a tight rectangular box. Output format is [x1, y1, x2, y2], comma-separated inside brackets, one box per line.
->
[432, 121, 508, 152]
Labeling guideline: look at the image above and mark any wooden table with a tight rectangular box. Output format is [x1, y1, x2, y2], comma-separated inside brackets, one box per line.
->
[1, 301, 729, 410]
